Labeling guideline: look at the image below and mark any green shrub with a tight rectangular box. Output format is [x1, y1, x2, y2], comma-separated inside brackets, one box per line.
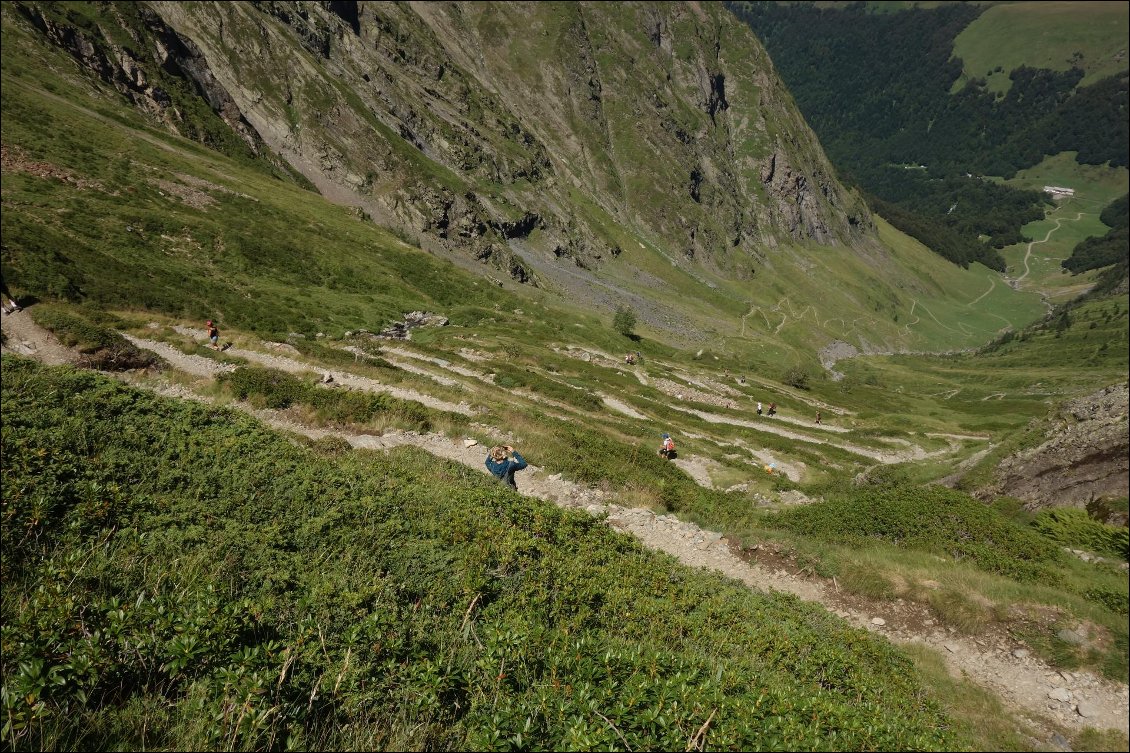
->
[770, 485, 1067, 583]
[612, 305, 636, 337]
[0, 357, 957, 751]
[783, 365, 811, 390]
[1032, 508, 1129, 561]
[219, 364, 306, 409]
[1082, 586, 1130, 615]
[218, 365, 449, 432]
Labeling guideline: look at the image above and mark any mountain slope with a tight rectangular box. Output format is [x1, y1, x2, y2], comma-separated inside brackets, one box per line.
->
[728, 0, 1129, 284]
[2, 0, 1047, 360]
[152, 1, 872, 271]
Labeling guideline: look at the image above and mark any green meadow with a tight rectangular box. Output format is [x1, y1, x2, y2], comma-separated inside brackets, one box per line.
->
[952, 1, 1130, 94]
[995, 152, 1129, 302]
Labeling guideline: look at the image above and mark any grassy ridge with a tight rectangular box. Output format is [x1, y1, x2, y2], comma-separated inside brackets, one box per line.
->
[1, 356, 957, 750]
[770, 485, 1067, 583]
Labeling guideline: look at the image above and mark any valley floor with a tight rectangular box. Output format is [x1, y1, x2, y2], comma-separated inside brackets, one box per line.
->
[3, 305, 1127, 747]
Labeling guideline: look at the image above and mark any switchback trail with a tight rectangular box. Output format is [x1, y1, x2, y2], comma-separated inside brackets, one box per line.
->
[1016, 212, 1084, 283]
[3, 309, 1127, 742]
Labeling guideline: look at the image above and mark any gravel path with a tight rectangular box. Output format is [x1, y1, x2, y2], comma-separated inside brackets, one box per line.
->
[1, 308, 80, 365]
[127, 330, 475, 415]
[664, 402, 918, 463]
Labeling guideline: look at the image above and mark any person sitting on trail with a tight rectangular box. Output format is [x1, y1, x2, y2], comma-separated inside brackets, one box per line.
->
[767, 402, 777, 416]
[756, 401, 763, 416]
[2, 296, 20, 314]
[485, 445, 527, 490]
[206, 320, 220, 350]
[625, 353, 636, 365]
[658, 433, 677, 460]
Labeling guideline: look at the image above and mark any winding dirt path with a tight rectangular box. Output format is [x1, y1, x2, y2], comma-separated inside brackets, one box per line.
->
[4, 312, 1127, 740]
[1017, 212, 1084, 283]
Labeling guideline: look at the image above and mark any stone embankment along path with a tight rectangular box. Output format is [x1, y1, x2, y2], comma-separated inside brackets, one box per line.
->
[4, 309, 1128, 740]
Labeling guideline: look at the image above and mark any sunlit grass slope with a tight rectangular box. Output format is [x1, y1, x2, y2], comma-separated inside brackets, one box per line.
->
[952, 1, 1130, 94]
[833, 294, 1129, 437]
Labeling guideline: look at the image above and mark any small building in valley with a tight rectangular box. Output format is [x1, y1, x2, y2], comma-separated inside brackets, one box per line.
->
[1043, 185, 1075, 198]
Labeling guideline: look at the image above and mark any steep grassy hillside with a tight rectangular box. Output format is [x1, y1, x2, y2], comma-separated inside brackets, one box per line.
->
[1, 357, 958, 751]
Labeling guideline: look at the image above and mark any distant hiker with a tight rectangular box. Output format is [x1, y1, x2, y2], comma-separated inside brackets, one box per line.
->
[658, 433, 677, 460]
[486, 445, 527, 490]
[815, 411, 822, 425]
[625, 353, 636, 365]
[206, 320, 219, 350]
[767, 402, 777, 416]
[756, 401, 763, 416]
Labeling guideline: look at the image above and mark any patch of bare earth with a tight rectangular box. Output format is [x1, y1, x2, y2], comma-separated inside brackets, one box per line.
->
[1, 308, 80, 365]
[1, 143, 104, 190]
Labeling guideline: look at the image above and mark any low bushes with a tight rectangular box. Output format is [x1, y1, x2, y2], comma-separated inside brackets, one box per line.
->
[769, 485, 1067, 583]
[1, 357, 957, 751]
[290, 337, 397, 371]
[29, 304, 159, 371]
[491, 362, 603, 412]
[218, 365, 444, 431]
[1032, 507, 1129, 562]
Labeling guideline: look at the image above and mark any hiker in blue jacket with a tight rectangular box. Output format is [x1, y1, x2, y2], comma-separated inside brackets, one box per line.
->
[486, 444, 527, 490]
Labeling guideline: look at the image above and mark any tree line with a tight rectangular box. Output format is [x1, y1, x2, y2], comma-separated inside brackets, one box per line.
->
[1063, 193, 1129, 280]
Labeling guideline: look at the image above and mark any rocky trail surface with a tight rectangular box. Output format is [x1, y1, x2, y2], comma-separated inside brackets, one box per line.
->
[3, 308, 1127, 744]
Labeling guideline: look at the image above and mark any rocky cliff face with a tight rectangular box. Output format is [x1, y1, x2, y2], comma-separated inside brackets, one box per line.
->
[10, 1, 304, 181]
[982, 383, 1129, 515]
[13, 0, 872, 287]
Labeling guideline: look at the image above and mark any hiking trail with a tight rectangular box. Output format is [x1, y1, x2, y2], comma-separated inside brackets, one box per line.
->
[3, 309, 1127, 742]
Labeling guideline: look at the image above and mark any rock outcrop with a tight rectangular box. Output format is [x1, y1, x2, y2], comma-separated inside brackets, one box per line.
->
[139, 2, 872, 278]
[984, 383, 1129, 512]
